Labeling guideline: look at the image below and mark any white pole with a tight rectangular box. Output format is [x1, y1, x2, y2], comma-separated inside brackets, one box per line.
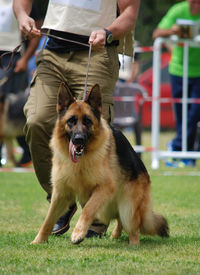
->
[151, 37, 163, 169]
[182, 41, 189, 152]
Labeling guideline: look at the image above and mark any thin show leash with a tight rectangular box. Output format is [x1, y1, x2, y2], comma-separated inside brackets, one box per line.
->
[0, 31, 92, 100]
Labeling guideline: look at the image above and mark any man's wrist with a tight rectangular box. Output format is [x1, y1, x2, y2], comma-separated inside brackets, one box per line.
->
[104, 28, 114, 45]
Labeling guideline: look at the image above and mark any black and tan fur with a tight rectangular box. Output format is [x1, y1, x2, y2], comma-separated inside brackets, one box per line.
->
[0, 90, 28, 166]
[31, 83, 169, 245]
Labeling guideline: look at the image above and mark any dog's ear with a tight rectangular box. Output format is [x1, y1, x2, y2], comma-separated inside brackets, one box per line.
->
[85, 84, 102, 118]
[57, 82, 75, 115]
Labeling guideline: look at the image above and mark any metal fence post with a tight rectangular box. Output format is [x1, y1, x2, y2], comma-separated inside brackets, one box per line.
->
[182, 41, 189, 152]
[151, 36, 200, 169]
[151, 37, 163, 169]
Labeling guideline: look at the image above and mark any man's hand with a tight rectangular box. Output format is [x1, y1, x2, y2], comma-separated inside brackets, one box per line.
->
[14, 56, 28, 73]
[89, 29, 107, 51]
[153, 25, 181, 40]
[171, 24, 181, 36]
[17, 13, 41, 39]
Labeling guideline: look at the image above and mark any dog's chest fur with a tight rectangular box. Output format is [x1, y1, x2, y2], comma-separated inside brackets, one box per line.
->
[51, 126, 118, 201]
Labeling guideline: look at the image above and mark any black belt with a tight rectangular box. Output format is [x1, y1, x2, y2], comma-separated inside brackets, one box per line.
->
[48, 29, 119, 48]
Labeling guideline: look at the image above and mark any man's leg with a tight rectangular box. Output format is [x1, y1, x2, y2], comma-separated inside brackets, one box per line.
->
[24, 70, 57, 199]
[24, 49, 77, 234]
[67, 46, 119, 236]
[169, 74, 183, 151]
[68, 46, 119, 122]
[187, 77, 200, 151]
[16, 136, 32, 167]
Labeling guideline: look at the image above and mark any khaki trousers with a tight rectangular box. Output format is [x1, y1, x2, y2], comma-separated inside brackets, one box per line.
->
[24, 47, 119, 199]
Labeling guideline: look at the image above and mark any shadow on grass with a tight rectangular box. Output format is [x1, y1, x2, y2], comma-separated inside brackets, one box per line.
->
[1, 231, 199, 251]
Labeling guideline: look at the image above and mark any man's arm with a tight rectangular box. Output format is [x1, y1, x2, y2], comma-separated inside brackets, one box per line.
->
[111, 0, 140, 39]
[14, 19, 42, 73]
[89, 0, 140, 50]
[153, 25, 180, 40]
[13, 0, 40, 36]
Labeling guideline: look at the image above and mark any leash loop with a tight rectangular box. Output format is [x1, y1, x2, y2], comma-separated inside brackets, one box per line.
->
[0, 39, 26, 71]
[0, 31, 92, 99]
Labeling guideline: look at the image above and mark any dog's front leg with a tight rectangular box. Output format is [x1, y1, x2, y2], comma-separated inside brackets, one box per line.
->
[31, 187, 75, 245]
[110, 218, 123, 239]
[71, 181, 115, 244]
[5, 138, 17, 166]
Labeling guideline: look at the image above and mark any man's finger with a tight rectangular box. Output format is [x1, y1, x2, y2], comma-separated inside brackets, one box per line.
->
[89, 32, 97, 44]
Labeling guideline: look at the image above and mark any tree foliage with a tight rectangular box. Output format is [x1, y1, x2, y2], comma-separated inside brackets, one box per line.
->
[135, 0, 182, 46]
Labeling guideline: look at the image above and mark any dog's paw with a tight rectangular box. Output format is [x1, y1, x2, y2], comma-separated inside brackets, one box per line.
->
[30, 240, 40, 245]
[110, 233, 118, 240]
[110, 229, 122, 239]
[71, 229, 85, 244]
[129, 233, 140, 246]
[110, 226, 122, 239]
[30, 234, 48, 245]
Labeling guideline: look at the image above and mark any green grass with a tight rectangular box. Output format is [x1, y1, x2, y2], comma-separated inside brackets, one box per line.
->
[0, 131, 200, 274]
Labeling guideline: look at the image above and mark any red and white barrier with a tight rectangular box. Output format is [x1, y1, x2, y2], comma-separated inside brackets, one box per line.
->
[134, 46, 153, 53]
[114, 96, 200, 104]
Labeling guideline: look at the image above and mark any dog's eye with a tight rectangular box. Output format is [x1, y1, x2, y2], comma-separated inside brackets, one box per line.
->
[67, 116, 77, 128]
[83, 115, 92, 127]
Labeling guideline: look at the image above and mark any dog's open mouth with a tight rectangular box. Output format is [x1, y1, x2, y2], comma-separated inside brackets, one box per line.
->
[69, 140, 84, 163]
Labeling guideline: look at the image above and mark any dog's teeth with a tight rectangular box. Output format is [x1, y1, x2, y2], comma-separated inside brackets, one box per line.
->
[75, 146, 84, 156]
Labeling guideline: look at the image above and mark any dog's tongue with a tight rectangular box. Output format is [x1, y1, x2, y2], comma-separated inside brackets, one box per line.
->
[69, 140, 79, 163]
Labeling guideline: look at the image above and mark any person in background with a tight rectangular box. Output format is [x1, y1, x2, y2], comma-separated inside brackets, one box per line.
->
[126, 52, 141, 83]
[153, 0, 200, 167]
[13, 0, 141, 237]
[118, 40, 141, 83]
[0, 0, 42, 167]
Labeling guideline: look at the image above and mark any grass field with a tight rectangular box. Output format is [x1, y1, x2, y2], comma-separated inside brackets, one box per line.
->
[0, 130, 200, 274]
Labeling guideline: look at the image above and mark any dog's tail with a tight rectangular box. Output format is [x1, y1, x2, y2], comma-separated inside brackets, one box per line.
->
[141, 208, 169, 238]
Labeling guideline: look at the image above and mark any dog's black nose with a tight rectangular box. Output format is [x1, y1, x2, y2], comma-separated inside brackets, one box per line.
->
[73, 134, 85, 145]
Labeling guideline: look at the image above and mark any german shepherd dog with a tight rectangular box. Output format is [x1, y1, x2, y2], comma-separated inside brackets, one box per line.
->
[0, 89, 29, 166]
[31, 83, 169, 245]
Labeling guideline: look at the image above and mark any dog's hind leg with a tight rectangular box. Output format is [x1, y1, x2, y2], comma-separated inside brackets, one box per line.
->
[110, 218, 123, 239]
[31, 187, 75, 244]
[118, 199, 141, 246]
[71, 181, 114, 244]
[123, 215, 141, 246]
[129, 229, 140, 246]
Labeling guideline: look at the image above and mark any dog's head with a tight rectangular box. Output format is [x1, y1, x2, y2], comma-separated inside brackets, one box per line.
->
[56, 83, 102, 163]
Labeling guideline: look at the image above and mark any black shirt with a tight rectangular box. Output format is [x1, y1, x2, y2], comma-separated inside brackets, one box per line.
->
[45, 30, 89, 53]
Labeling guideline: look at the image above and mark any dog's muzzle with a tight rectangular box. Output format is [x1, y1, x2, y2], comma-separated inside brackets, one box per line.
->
[69, 134, 86, 163]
